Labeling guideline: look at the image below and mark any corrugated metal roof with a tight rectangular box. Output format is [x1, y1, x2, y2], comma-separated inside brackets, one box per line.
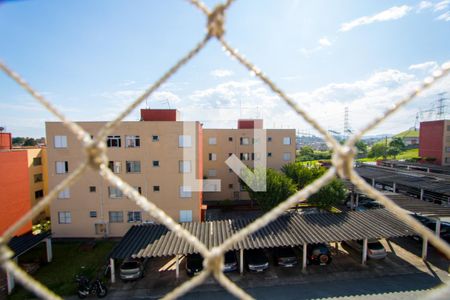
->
[8, 232, 51, 258]
[109, 210, 415, 259]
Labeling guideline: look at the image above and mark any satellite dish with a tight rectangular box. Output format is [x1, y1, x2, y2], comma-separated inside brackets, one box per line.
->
[0, 127, 5, 132]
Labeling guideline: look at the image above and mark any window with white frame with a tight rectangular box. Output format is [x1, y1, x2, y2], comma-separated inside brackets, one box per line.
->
[58, 211, 71, 224]
[240, 153, 250, 161]
[54, 135, 67, 148]
[240, 137, 250, 145]
[283, 152, 292, 161]
[152, 160, 159, 167]
[208, 169, 217, 177]
[179, 135, 192, 147]
[208, 137, 217, 145]
[55, 161, 68, 174]
[127, 211, 142, 222]
[125, 135, 140, 148]
[283, 137, 291, 145]
[109, 211, 123, 223]
[107, 135, 121, 147]
[108, 186, 123, 198]
[58, 188, 70, 199]
[179, 160, 191, 173]
[108, 161, 121, 173]
[208, 153, 217, 161]
[152, 135, 160, 142]
[179, 210, 193, 223]
[126, 161, 141, 173]
[89, 211, 97, 218]
[179, 186, 192, 198]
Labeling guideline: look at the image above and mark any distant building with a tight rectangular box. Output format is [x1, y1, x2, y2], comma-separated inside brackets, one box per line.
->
[394, 128, 419, 147]
[0, 132, 48, 236]
[419, 120, 450, 165]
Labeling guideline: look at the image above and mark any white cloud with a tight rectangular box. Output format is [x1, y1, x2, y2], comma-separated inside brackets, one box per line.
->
[436, 11, 450, 20]
[340, 5, 412, 32]
[408, 61, 439, 72]
[210, 69, 234, 78]
[318, 37, 332, 47]
[434, 0, 450, 11]
[119, 80, 136, 87]
[417, 1, 433, 12]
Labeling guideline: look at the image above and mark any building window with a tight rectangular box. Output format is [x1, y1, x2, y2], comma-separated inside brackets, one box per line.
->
[240, 153, 250, 161]
[446, 147, 450, 153]
[89, 211, 97, 218]
[152, 160, 159, 167]
[55, 161, 69, 174]
[58, 212, 71, 224]
[135, 186, 142, 194]
[240, 183, 246, 191]
[240, 137, 250, 145]
[152, 135, 160, 142]
[57, 188, 70, 199]
[109, 211, 124, 223]
[268, 137, 272, 142]
[34, 173, 43, 183]
[447, 125, 450, 131]
[180, 186, 192, 198]
[107, 135, 121, 147]
[228, 184, 233, 189]
[209, 137, 217, 145]
[179, 210, 193, 223]
[35, 189, 44, 199]
[446, 157, 450, 163]
[179, 135, 192, 147]
[33, 157, 42, 166]
[283, 137, 291, 145]
[126, 161, 141, 173]
[268, 152, 272, 157]
[208, 153, 217, 161]
[127, 211, 142, 223]
[283, 152, 292, 161]
[153, 186, 160, 192]
[229, 168, 233, 173]
[125, 135, 140, 148]
[208, 169, 217, 177]
[228, 153, 232, 157]
[179, 161, 191, 173]
[228, 137, 233, 142]
[108, 161, 121, 173]
[254, 153, 261, 161]
[446, 136, 450, 143]
[54, 135, 68, 148]
[108, 186, 123, 198]
[89, 186, 96, 192]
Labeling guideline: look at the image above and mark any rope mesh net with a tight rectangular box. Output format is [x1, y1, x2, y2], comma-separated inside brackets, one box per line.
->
[1, 1, 450, 299]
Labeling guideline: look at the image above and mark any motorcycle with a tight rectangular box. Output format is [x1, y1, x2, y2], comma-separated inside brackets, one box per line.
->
[75, 275, 107, 298]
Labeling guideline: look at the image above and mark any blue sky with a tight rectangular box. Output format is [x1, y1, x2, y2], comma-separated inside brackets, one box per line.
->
[1, 0, 449, 137]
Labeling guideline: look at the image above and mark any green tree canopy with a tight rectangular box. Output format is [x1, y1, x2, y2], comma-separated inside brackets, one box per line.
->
[281, 162, 324, 190]
[368, 143, 387, 159]
[298, 146, 314, 157]
[308, 179, 347, 209]
[389, 137, 406, 152]
[355, 140, 368, 155]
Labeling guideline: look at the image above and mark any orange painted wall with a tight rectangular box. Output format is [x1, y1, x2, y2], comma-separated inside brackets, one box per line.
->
[0, 151, 32, 236]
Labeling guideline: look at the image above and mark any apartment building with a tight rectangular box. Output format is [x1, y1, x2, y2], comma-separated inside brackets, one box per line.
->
[0, 132, 48, 236]
[46, 109, 203, 238]
[419, 120, 450, 165]
[203, 119, 296, 202]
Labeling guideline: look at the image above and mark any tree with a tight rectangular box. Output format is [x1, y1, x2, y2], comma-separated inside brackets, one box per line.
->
[355, 140, 368, 156]
[12, 137, 25, 146]
[368, 143, 387, 159]
[387, 146, 401, 159]
[308, 179, 347, 209]
[23, 137, 37, 146]
[281, 162, 324, 190]
[240, 168, 297, 212]
[389, 137, 406, 152]
[298, 146, 314, 157]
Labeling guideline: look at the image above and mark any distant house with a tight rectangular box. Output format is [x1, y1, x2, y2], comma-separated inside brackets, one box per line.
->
[394, 128, 419, 147]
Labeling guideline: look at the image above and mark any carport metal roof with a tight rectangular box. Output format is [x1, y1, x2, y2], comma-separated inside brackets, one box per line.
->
[355, 165, 450, 196]
[8, 231, 51, 258]
[109, 210, 415, 259]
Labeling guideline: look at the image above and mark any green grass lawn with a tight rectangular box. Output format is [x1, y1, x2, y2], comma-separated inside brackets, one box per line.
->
[396, 148, 419, 160]
[9, 240, 116, 299]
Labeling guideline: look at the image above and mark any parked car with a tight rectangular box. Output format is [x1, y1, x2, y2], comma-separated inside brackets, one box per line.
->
[245, 249, 269, 272]
[119, 258, 147, 281]
[343, 239, 387, 260]
[307, 243, 332, 265]
[186, 253, 203, 276]
[223, 251, 238, 273]
[273, 247, 298, 267]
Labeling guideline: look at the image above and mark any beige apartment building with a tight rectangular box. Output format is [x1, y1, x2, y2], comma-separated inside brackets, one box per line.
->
[46, 109, 203, 238]
[203, 119, 296, 202]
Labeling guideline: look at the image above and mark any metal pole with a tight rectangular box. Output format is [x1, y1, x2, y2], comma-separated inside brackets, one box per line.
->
[371, 178, 375, 187]
[362, 239, 368, 265]
[6, 258, 17, 294]
[176, 255, 180, 279]
[422, 238, 428, 260]
[240, 249, 244, 274]
[392, 183, 396, 193]
[110, 258, 115, 283]
[356, 193, 359, 208]
[45, 238, 52, 262]
[350, 192, 355, 210]
[420, 189, 424, 201]
[436, 219, 441, 237]
[302, 244, 307, 271]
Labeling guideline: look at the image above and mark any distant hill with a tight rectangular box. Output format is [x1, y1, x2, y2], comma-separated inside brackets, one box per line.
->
[394, 128, 419, 138]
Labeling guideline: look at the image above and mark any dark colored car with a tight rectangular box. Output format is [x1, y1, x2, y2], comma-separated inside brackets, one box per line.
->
[119, 258, 147, 281]
[307, 243, 332, 265]
[223, 251, 238, 273]
[245, 249, 269, 272]
[273, 247, 298, 267]
[186, 253, 203, 276]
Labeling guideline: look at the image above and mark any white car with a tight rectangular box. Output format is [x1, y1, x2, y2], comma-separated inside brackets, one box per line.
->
[343, 239, 387, 260]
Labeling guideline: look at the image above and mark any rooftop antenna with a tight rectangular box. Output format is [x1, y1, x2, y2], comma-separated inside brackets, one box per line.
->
[436, 92, 448, 120]
[344, 107, 350, 139]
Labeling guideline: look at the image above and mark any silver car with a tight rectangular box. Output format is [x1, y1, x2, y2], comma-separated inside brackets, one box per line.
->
[343, 239, 387, 260]
[119, 258, 147, 281]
